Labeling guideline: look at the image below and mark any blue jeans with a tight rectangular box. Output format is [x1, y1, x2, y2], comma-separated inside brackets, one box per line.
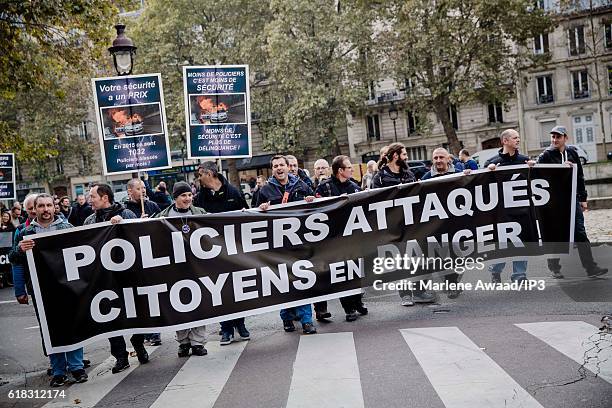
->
[280, 304, 313, 324]
[49, 348, 83, 376]
[489, 261, 527, 281]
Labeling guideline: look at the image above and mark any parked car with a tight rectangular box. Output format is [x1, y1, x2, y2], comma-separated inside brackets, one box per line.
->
[124, 121, 144, 135]
[210, 110, 228, 123]
[407, 160, 432, 180]
[471, 148, 500, 167]
[568, 144, 588, 165]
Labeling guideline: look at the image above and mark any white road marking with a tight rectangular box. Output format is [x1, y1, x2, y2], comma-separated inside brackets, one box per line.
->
[400, 326, 544, 408]
[286, 332, 364, 408]
[150, 341, 247, 408]
[517, 321, 612, 384]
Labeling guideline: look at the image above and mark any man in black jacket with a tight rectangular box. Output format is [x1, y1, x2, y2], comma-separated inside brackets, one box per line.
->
[370, 143, 435, 306]
[257, 155, 317, 335]
[537, 125, 607, 278]
[125, 178, 160, 218]
[193, 162, 251, 345]
[194, 162, 248, 212]
[286, 154, 315, 190]
[484, 129, 532, 284]
[315, 155, 368, 322]
[68, 194, 93, 227]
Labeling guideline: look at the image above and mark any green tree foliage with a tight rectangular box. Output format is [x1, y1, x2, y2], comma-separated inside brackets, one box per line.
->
[0, 0, 117, 176]
[383, 0, 552, 154]
[257, 0, 379, 156]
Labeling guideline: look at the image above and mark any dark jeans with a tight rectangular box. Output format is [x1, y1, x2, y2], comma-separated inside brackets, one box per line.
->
[339, 294, 364, 314]
[109, 334, 145, 360]
[547, 202, 596, 273]
[220, 318, 246, 335]
[314, 301, 328, 315]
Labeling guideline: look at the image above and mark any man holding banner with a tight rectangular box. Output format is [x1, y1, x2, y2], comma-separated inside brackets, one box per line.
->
[83, 184, 149, 373]
[258, 155, 317, 334]
[10, 194, 88, 387]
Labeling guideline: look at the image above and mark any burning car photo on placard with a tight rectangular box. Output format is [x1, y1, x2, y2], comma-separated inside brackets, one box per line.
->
[101, 102, 164, 139]
[189, 93, 246, 125]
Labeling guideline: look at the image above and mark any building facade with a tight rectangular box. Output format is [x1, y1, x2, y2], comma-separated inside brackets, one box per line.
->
[520, 2, 612, 162]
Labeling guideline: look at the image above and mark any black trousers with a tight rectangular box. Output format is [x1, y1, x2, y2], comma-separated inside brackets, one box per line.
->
[315, 295, 364, 315]
[548, 202, 596, 273]
[109, 334, 145, 360]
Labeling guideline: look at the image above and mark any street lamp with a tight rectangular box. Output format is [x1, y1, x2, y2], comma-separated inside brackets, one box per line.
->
[108, 24, 137, 76]
[389, 101, 399, 142]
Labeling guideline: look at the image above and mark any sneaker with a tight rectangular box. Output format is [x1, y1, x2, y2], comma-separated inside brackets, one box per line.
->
[71, 369, 88, 383]
[220, 333, 233, 345]
[50, 375, 67, 387]
[191, 345, 208, 356]
[178, 343, 191, 357]
[111, 357, 130, 374]
[400, 295, 414, 307]
[315, 311, 332, 321]
[302, 323, 317, 334]
[551, 270, 564, 279]
[236, 326, 250, 340]
[587, 265, 608, 278]
[135, 347, 149, 364]
[283, 320, 296, 332]
[82, 359, 91, 368]
[491, 273, 501, 284]
[412, 291, 436, 303]
[345, 312, 358, 322]
[356, 305, 368, 316]
[150, 340, 162, 346]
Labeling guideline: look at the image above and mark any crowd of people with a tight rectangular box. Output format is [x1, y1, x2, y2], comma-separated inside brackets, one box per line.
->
[2, 125, 608, 387]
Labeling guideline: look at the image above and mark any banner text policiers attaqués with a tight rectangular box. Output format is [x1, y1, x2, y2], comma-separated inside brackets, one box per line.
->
[27, 165, 575, 353]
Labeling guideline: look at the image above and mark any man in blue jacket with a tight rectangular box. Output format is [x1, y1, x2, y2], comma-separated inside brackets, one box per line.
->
[257, 155, 317, 334]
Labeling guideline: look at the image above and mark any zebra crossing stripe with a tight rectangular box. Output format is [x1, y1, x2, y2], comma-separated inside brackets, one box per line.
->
[400, 326, 544, 408]
[286, 332, 364, 408]
[516, 321, 612, 384]
[42, 345, 160, 408]
[149, 340, 247, 408]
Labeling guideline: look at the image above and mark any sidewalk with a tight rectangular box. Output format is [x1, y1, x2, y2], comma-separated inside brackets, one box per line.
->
[584, 208, 612, 242]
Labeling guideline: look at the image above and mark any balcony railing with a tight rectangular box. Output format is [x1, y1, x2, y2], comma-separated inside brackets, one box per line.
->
[538, 94, 554, 104]
[366, 89, 406, 106]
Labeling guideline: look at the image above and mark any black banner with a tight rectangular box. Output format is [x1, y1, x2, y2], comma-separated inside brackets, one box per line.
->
[27, 165, 574, 353]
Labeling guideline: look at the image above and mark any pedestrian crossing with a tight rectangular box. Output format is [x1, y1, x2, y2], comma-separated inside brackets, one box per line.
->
[36, 320, 612, 408]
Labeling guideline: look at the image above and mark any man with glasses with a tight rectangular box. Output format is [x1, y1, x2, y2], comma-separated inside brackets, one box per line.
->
[537, 125, 608, 279]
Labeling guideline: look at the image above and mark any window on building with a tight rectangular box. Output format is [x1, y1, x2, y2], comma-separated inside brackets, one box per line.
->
[536, 75, 554, 104]
[368, 81, 375, 100]
[406, 145, 427, 161]
[534, 33, 549, 55]
[55, 159, 64, 174]
[539, 121, 557, 148]
[79, 121, 89, 141]
[568, 26, 586, 56]
[572, 69, 590, 99]
[605, 22, 612, 49]
[407, 111, 419, 135]
[488, 103, 504, 123]
[366, 114, 381, 141]
[448, 104, 458, 130]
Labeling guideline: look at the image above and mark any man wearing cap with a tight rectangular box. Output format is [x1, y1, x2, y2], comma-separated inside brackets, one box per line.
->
[537, 125, 608, 278]
[154, 182, 209, 357]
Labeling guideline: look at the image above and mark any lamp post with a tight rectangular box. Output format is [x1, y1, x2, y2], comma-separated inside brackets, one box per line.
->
[108, 24, 137, 76]
[389, 101, 399, 142]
